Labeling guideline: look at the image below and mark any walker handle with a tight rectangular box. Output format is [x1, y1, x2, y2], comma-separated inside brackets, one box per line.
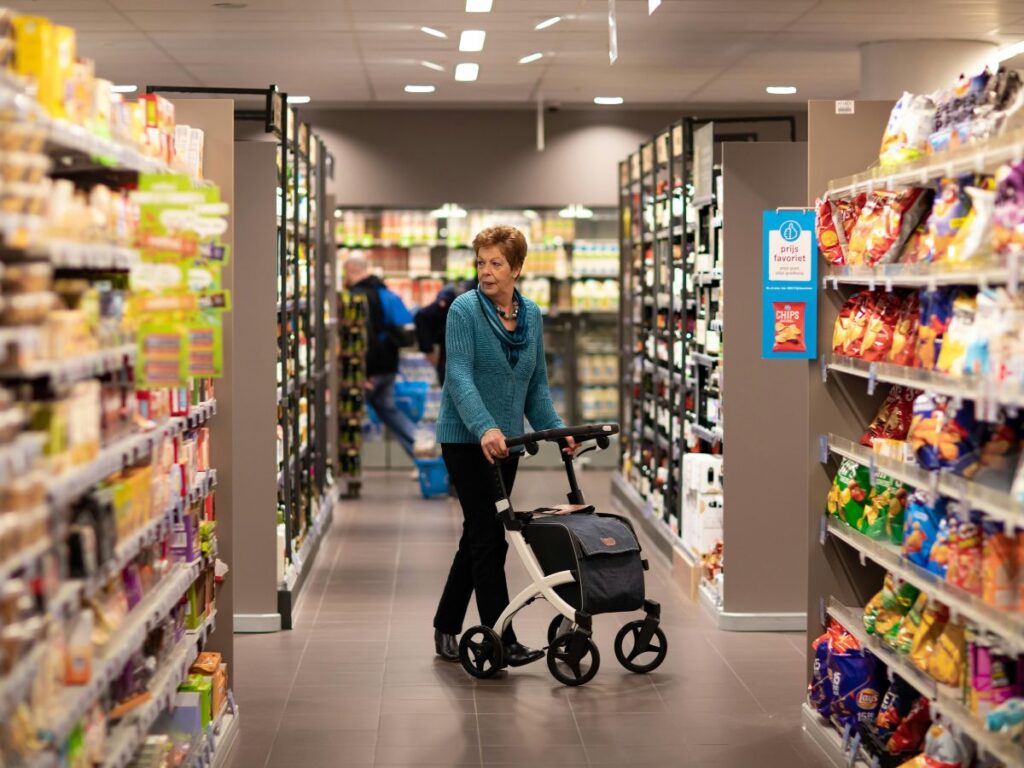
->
[504, 424, 619, 456]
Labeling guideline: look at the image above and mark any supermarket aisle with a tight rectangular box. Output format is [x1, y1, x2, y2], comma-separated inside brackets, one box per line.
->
[228, 471, 828, 768]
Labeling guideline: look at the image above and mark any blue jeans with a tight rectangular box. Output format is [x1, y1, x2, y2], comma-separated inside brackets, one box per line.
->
[367, 374, 416, 459]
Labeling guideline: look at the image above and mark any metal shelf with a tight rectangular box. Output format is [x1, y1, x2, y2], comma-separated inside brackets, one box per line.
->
[38, 241, 139, 271]
[823, 261, 1011, 290]
[825, 433, 1022, 528]
[692, 351, 720, 368]
[826, 518, 1024, 653]
[826, 600, 1024, 767]
[0, 343, 136, 386]
[825, 353, 1024, 409]
[828, 124, 1024, 197]
[691, 423, 723, 443]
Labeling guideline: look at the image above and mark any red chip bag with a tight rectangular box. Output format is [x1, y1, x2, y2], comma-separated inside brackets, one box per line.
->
[886, 696, 931, 754]
[773, 301, 807, 353]
[848, 188, 932, 267]
[818, 194, 868, 266]
[833, 291, 874, 357]
[843, 292, 878, 358]
[861, 292, 904, 362]
[888, 292, 921, 366]
[861, 385, 920, 447]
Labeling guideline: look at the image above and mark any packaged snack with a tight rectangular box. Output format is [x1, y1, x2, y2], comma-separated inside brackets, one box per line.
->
[896, 722, 972, 767]
[981, 520, 1018, 610]
[967, 415, 1023, 490]
[934, 292, 977, 376]
[859, 473, 910, 541]
[946, 518, 978, 593]
[910, 601, 949, 673]
[861, 292, 904, 362]
[827, 459, 871, 527]
[817, 193, 866, 266]
[829, 638, 886, 729]
[889, 291, 921, 366]
[880, 93, 937, 167]
[946, 184, 996, 263]
[930, 68, 994, 154]
[926, 516, 952, 578]
[874, 676, 918, 741]
[928, 620, 967, 687]
[888, 696, 931, 755]
[864, 574, 920, 639]
[833, 290, 875, 357]
[909, 395, 982, 473]
[848, 188, 932, 267]
[902, 493, 948, 567]
[809, 630, 833, 716]
[890, 592, 928, 654]
[772, 301, 806, 353]
[899, 220, 930, 264]
[993, 160, 1024, 254]
[915, 289, 955, 370]
[921, 177, 975, 263]
[986, 697, 1024, 741]
[861, 385, 918, 447]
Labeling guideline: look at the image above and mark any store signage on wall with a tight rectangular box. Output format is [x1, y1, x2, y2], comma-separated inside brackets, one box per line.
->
[761, 210, 817, 360]
[693, 122, 714, 205]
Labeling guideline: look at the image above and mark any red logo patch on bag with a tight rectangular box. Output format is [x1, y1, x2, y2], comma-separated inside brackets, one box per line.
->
[601, 537, 617, 547]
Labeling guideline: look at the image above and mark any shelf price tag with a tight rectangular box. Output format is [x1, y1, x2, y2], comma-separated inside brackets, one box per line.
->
[761, 210, 818, 360]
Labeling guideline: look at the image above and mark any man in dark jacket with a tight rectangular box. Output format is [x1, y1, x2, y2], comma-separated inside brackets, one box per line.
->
[413, 284, 458, 385]
[345, 255, 417, 458]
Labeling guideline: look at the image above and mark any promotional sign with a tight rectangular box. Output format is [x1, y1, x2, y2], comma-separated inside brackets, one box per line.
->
[692, 122, 714, 205]
[762, 210, 817, 359]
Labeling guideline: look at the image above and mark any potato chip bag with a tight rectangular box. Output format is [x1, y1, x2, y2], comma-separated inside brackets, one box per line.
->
[981, 519, 1017, 611]
[880, 92, 937, 167]
[808, 629, 833, 716]
[915, 289, 955, 370]
[928, 621, 967, 687]
[946, 184, 996, 263]
[909, 395, 982, 473]
[874, 676, 919, 741]
[833, 290, 876, 357]
[887, 696, 931, 756]
[828, 459, 871, 527]
[926, 516, 952, 578]
[772, 301, 806, 353]
[948, 517, 983, 596]
[902, 492, 947, 567]
[861, 292, 904, 362]
[861, 385, 918, 447]
[864, 575, 920, 639]
[899, 220, 930, 264]
[993, 159, 1024, 254]
[889, 592, 928, 655]
[921, 177, 974, 263]
[910, 601, 949, 674]
[848, 188, 932, 267]
[829, 639, 886, 729]
[889, 291, 921, 366]
[859, 473, 910, 541]
[817, 193, 866, 265]
[934, 291, 977, 376]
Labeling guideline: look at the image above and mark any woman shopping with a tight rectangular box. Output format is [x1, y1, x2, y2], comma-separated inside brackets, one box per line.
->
[433, 225, 574, 667]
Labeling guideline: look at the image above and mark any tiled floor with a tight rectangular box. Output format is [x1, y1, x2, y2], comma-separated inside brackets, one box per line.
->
[228, 469, 830, 768]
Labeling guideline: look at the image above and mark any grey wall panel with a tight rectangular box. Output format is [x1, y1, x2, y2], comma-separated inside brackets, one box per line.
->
[231, 141, 281, 621]
[720, 141, 809, 616]
[278, 108, 807, 209]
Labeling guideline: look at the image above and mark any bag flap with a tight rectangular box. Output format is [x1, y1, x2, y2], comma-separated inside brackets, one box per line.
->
[562, 515, 639, 557]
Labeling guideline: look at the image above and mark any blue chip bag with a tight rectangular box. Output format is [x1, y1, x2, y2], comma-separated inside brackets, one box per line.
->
[808, 630, 833, 717]
[926, 515, 953, 577]
[902, 492, 947, 568]
[830, 643, 887, 729]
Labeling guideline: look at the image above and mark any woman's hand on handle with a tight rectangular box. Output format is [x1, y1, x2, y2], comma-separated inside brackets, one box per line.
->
[563, 436, 577, 456]
[481, 428, 508, 465]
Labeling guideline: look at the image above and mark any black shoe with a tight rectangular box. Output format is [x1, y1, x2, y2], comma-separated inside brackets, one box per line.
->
[504, 642, 544, 667]
[434, 630, 459, 662]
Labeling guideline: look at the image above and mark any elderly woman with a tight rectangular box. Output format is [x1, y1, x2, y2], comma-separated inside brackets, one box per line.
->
[432, 225, 573, 667]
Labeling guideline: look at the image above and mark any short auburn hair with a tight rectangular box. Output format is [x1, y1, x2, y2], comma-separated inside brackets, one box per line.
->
[472, 225, 528, 273]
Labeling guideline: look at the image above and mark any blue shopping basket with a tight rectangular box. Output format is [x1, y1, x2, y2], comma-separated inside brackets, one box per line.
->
[394, 380, 429, 423]
[415, 457, 449, 498]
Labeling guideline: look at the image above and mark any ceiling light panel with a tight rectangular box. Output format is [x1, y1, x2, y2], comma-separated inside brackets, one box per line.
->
[535, 16, 561, 30]
[421, 60, 445, 72]
[594, 96, 623, 105]
[421, 26, 447, 39]
[405, 85, 436, 93]
[459, 30, 486, 52]
[765, 85, 797, 95]
[466, 0, 493, 11]
[518, 52, 543, 65]
[454, 63, 480, 82]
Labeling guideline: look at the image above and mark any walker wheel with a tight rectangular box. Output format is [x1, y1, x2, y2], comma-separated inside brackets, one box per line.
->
[459, 626, 504, 679]
[547, 632, 600, 687]
[614, 620, 668, 674]
[547, 615, 572, 645]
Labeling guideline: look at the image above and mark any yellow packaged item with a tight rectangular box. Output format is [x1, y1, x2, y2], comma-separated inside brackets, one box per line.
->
[927, 621, 966, 686]
[909, 601, 948, 673]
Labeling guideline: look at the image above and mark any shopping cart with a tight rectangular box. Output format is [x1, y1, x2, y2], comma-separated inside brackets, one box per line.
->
[457, 424, 667, 686]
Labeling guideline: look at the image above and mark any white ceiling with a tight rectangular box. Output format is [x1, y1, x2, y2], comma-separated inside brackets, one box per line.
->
[21, 0, 1024, 106]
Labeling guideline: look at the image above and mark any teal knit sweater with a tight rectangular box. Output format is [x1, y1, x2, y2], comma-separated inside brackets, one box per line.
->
[437, 292, 564, 444]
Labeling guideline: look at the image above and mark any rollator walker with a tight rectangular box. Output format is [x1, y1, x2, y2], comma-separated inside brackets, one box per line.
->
[458, 424, 667, 686]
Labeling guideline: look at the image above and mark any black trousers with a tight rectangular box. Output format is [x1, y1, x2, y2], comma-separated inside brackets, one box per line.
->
[433, 443, 519, 644]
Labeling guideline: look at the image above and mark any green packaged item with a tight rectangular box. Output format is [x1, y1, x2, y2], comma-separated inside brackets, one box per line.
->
[826, 459, 871, 528]
[864, 573, 920, 638]
[178, 674, 212, 731]
[858, 473, 911, 541]
[887, 591, 927, 654]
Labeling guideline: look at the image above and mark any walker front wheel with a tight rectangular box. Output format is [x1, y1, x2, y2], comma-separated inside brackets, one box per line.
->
[547, 614, 572, 645]
[547, 632, 600, 687]
[614, 620, 667, 674]
[459, 626, 504, 679]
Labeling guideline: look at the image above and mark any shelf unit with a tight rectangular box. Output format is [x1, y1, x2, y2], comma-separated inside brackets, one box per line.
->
[0, 60, 236, 768]
[805, 99, 1024, 767]
[337, 290, 368, 499]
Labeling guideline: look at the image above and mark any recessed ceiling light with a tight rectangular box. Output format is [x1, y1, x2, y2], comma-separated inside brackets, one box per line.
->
[535, 16, 561, 30]
[594, 96, 623, 105]
[421, 60, 445, 72]
[459, 30, 486, 52]
[111, 84, 138, 94]
[466, 0, 493, 11]
[287, 95, 311, 104]
[212, 2, 247, 7]
[421, 26, 447, 39]
[454, 63, 480, 82]
[765, 85, 797, 95]
[405, 85, 436, 94]
[518, 52, 543, 64]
